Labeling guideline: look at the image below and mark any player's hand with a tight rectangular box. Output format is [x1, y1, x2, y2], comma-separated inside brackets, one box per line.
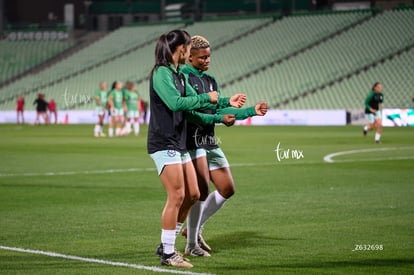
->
[230, 93, 247, 108]
[208, 91, 218, 104]
[222, 114, 235, 127]
[255, 102, 268, 116]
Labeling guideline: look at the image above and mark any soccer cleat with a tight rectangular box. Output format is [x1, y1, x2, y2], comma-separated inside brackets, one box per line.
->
[161, 252, 193, 268]
[185, 246, 211, 257]
[155, 243, 163, 257]
[155, 243, 190, 262]
[198, 233, 211, 252]
[363, 128, 367, 136]
[181, 227, 211, 252]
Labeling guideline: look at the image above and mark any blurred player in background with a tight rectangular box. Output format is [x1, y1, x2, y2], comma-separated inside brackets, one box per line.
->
[363, 82, 384, 143]
[16, 95, 25, 124]
[94, 81, 108, 137]
[108, 81, 125, 137]
[48, 98, 58, 124]
[181, 35, 268, 256]
[33, 93, 49, 125]
[123, 81, 141, 136]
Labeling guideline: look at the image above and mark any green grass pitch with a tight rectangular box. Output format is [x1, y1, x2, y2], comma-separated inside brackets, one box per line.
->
[0, 124, 413, 274]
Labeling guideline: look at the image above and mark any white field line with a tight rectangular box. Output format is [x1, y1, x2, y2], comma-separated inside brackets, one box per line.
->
[0, 167, 156, 177]
[323, 147, 414, 163]
[0, 245, 215, 275]
[2, 147, 413, 178]
[0, 162, 311, 177]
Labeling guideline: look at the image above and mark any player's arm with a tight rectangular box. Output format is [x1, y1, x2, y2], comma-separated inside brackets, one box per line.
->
[186, 111, 235, 126]
[364, 92, 376, 113]
[108, 93, 115, 111]
[153, 67, 216, 111]
[217, 102, 268, 120]
[95, 97, 104, 109]
[136, 95, 141, 112]
[216, 85, 246, 108]
[379, 94, 384, 109]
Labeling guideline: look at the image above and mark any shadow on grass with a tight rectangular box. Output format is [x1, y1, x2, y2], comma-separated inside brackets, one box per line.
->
[207, 230, 300, 252]
[220, 258, 414, 271]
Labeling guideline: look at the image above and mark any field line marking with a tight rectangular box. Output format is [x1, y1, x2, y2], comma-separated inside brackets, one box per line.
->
[323, 147, 414, 163]
[0, 167, 156, 177]
[0, 161, 318, 177]
[0, 245, 215, 275]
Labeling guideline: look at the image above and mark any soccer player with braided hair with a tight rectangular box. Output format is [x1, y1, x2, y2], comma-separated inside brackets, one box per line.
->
[181, 35, 268, 256]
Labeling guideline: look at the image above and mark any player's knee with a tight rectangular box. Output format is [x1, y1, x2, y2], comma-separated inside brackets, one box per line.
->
[218, 184, 235, 199]
[188, 189, 200, 204]
[198, 180, 210, 200]
[170, 189, 185, 206]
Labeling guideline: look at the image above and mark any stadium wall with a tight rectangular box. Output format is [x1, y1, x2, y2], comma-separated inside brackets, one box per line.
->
[1, 109, 413, 126]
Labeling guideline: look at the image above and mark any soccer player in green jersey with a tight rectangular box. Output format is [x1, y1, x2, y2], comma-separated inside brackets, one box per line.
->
[181, 35, 267, 256]
[94, 81, 108, 137]
[148, 30, 223, 269]
[363, 82, 384, 143]
[149, 29, 246, 268]
[108, 81, 125, 137]
[123, 81, 141, 136]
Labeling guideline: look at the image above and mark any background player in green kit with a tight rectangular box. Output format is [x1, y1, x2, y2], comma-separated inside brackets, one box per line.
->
[181, 35, 268, 256]
[363, 82, 384, 143]
[123, 81, 141, 136]
[108, 81, 125, 137]
[94, 81, 108, 137]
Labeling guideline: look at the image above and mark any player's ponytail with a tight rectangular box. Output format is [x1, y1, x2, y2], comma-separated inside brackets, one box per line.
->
[150, 30, 191, 77]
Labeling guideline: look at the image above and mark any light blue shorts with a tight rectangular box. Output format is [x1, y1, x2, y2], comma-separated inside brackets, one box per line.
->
[112, 108, 124, 116]
[150, 150, 192, 175]
[365, 110, 382, 123]
[127, 110, 139, 118]
[95, 107, 106, 116]
[189, 148, 229, 171]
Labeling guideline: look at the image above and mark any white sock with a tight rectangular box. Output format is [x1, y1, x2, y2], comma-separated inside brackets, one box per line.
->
[187, 200, 204, 248]
[125, 122, 131, 134]
[199, 191, 227, 228]
[108, 128, 114, 137]
[375, 133, 381, 141]
[161, 229, 176, 255]
[133, 122, 140, 135]
[364, 125, 368, 131]
[175, 222, 184, 236]
[115, 127, 121, 136]
[94, 125, 100, 135]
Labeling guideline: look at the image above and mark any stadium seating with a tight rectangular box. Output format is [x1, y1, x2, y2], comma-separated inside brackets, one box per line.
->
[1, 8, 413, 112]
[0, 40, 73, 83]
[220, 9, 414, 108]
[282, 47, 414, 109]
[208, 11, 371, 81]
